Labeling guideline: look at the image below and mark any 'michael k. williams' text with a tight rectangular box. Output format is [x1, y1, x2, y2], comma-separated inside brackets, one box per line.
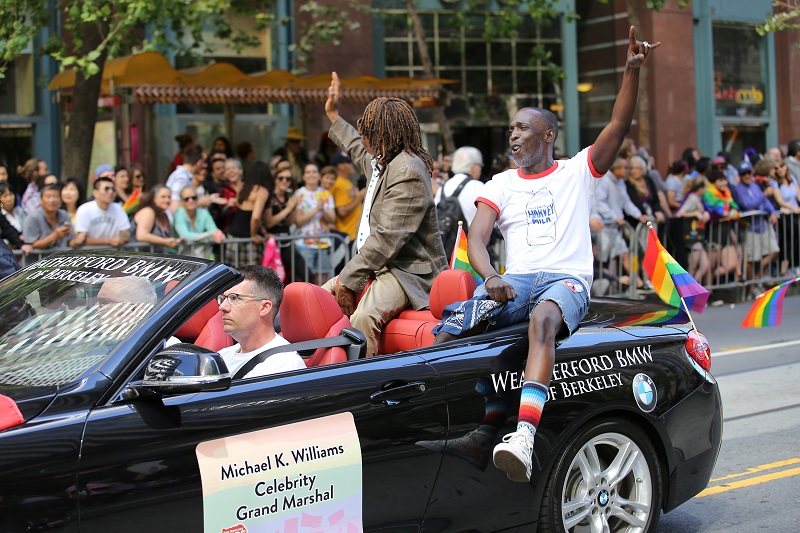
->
[220, 444, 345, 481]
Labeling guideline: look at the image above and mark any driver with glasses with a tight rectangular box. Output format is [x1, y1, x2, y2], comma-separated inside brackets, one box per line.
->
[216, 265, 304, 378]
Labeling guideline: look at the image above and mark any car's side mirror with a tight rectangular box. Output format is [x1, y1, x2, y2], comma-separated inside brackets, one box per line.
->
[140, 343, 231, 395]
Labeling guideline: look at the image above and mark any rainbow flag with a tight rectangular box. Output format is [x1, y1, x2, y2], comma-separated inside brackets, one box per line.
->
[741, 278, 798, 327]
[123, 188, 141, 215]
[702, 183, 738, 218]
[451, 224, 482, 285]
[642, 224, 709, 313]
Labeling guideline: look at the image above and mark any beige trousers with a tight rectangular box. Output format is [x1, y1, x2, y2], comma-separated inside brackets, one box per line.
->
[322, 268, 409, 357]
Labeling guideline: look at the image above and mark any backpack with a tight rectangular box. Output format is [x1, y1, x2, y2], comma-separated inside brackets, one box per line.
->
[436, 177, 471, 261]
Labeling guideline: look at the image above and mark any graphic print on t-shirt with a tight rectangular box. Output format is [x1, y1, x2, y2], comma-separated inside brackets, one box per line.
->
[526, 187, 557, 245]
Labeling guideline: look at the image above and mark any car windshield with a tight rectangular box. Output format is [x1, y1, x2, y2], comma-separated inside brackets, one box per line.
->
[0, 254, 203, 392]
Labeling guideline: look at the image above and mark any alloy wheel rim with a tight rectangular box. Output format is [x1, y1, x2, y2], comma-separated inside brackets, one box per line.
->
[561, 432, 653, 533]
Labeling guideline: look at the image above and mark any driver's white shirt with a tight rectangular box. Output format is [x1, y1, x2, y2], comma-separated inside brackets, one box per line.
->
[219, 334, 305, 378]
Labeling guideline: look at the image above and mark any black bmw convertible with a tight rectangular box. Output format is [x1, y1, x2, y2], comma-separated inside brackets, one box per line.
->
[0, 250, 721, 532]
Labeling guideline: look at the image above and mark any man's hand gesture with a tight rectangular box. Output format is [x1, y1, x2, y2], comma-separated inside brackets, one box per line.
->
[626, 26, 660, 69]
[325, 72, 341, 124]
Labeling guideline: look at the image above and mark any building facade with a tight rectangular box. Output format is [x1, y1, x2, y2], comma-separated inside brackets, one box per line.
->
[4, 0, 798, 181]
[301, 0, 800, 175]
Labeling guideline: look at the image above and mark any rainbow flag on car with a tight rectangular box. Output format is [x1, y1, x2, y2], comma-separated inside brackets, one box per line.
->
[741, 278, 799, 328]
[642, 224, 709, 313]
[451, 223, 482, 285]
[123, 188, 141, 215]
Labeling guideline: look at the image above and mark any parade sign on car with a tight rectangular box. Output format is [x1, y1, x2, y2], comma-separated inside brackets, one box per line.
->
[196, 412, 363, 533]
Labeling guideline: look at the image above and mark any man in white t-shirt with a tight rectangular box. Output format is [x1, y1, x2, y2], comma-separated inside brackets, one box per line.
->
[434, 145, 485, 227]
[69, 176, 131, 248]
[167, 144, 205, 213]
[433, 28, 659, 483]
[216, 265, 305, 379]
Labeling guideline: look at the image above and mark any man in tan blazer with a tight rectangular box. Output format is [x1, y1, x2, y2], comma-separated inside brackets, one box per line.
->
[323, 71, 448, 357]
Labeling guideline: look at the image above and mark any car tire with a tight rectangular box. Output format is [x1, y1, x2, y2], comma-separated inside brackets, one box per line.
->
[538, 417, 663, 533]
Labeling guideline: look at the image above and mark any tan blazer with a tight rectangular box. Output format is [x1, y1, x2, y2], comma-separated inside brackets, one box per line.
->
[329, 117, 448, 310]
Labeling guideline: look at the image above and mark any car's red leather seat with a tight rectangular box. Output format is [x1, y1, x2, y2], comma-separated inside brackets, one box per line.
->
[168, 281, 234, 352]
[378, 269, 478, 354]
[280, 282, 350, 367]
[195, 312, 235, 352]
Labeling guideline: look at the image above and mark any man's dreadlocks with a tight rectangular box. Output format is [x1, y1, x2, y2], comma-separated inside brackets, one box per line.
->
[357, 97, 434, 177]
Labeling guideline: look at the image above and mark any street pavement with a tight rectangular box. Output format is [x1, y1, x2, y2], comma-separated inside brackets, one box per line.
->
[657, 293, 800, 532]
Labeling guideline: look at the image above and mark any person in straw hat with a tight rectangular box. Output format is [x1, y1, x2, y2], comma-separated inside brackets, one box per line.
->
[273, 126, 309, 182]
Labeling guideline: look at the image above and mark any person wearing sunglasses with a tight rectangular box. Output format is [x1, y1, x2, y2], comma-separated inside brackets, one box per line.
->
[216, 265, 304, 379]
[173, 185, 225, 259]
[264, 167, 307, 282]
[69, 176, 131, 248]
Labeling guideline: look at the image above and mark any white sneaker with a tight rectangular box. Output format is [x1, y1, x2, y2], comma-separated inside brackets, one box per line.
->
[492, 426, 534, 482]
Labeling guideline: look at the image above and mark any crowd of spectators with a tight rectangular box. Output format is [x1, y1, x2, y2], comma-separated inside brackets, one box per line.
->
[0, 131, 370, 285]
[588, 139, 800, 300]
[3, 132, 800, 303]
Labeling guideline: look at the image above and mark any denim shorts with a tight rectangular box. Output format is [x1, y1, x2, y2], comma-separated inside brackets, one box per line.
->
[435, 271, 590, 337]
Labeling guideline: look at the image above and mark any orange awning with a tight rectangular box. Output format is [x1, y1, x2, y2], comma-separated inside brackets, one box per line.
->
[49, 51, 456, 104]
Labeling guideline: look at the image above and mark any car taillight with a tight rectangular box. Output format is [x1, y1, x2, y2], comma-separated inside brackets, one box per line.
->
[685, 330, 711, 371]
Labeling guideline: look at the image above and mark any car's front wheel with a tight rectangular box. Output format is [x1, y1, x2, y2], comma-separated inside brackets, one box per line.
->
[539, 418, 663, 533]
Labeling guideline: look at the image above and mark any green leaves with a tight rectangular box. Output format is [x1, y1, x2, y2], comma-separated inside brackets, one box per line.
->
[0, 0, 278, 79]
[757, 1, 800, 40]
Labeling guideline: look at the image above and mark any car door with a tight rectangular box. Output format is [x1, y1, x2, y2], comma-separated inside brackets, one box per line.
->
[77, 352, 448, 532]
[415, 332, 537, 533]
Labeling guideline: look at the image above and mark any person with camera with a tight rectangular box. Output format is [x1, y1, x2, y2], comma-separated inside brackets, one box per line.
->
[23, 183, 73, 250]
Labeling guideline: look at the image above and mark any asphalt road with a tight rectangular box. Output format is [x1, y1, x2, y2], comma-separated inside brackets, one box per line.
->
[657, 294, 800, 532]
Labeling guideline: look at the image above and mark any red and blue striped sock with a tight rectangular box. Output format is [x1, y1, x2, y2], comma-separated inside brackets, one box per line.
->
[517, 380, 548, 434]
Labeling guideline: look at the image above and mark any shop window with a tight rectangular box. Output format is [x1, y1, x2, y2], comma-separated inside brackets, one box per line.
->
[713, 23, 768, 118]
[0, 55, 35, 117]
[380, 9, 562, 100]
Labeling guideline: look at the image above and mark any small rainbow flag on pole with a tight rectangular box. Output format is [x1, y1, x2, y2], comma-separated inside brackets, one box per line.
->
[451, 222, 482, 285]
[642, 223, 709, 314]
[741, 278, 799, 328]
[122, 188, 141, 215]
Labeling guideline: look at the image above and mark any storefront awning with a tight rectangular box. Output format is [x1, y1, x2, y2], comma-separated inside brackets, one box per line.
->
[49, 51, 455, 104]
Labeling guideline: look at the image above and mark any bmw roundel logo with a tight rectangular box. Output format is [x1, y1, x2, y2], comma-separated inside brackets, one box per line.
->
[632, 373, 657, 413]
[598, 490, 609, 506]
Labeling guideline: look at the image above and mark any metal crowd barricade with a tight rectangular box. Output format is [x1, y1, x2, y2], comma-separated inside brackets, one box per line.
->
[632, 210, 799, 301]
[591, 220, 639, 298]
[217, 233, 352, 283]
[10, 234, 352, 285]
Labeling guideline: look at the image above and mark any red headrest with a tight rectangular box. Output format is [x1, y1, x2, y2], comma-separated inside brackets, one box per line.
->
[430, 269, 479, 319]
[175, 297, 221, 341]
[0, 394, 24, 431]
[281, 283, 346, 343]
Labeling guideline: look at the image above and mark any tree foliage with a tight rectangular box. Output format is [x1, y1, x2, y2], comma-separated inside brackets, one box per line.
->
[757, 0, 800, 43]
[0, 0, 275, 79]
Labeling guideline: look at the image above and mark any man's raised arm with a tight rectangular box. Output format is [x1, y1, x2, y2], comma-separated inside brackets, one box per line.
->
[591, 26, 660, 175]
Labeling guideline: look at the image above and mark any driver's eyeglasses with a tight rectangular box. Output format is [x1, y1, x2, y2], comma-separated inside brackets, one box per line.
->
[216, 293, 268, 306]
